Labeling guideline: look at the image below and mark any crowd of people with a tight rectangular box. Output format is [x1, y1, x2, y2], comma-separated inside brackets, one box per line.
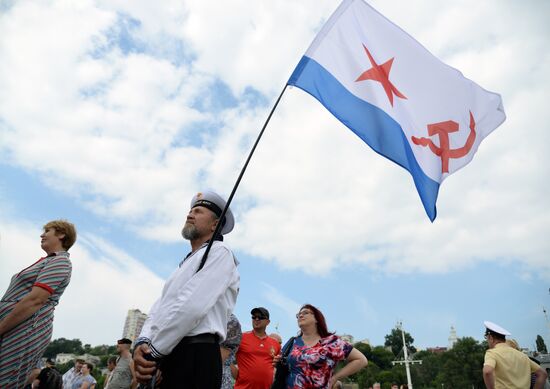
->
[11, 335, 137, 389]
[57, 337, 136, 389]
[0, 190, 548, 388]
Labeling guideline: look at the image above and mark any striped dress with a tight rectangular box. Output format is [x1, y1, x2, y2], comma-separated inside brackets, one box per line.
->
[0, 251, 72, 388]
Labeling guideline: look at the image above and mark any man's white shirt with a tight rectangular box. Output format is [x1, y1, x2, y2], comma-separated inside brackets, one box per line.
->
[138, 240, 239, 358]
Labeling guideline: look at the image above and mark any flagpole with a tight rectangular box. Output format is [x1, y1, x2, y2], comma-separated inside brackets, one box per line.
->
[196, 84, 289, 272]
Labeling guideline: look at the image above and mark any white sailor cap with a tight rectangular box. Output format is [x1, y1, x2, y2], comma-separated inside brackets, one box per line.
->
[190, 191, 235, 235]
[484, 321, 511, 337]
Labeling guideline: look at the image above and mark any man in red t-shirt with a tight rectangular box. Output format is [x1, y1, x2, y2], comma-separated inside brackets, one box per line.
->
[233, 307, 281, 389]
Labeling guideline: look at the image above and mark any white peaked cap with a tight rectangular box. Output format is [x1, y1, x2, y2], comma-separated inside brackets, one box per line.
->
[484, 321, 511, 336]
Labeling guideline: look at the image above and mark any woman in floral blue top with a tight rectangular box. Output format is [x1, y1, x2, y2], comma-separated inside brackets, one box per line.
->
[277, 304, 368, 389]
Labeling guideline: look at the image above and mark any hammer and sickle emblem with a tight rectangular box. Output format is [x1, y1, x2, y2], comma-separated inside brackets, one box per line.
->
[411, 111, 476, 173]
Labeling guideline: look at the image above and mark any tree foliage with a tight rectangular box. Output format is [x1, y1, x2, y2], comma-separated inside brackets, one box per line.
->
[44, 338, 116, 389]
[411, 350, 442, 387]
[370, 346, 396, 370]
[341, 332, 489, 388]
[43, 338, 85, 358]
[43, 338, 117, 360]
[536, 335, 548, 354]
[56, 361, 74, 375]
[384, 326, 417, 356]
[436, 337, 485, 388]
[90, 344, 117, 356]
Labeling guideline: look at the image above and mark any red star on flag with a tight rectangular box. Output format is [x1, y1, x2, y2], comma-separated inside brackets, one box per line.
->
[355, 44, 407, 106]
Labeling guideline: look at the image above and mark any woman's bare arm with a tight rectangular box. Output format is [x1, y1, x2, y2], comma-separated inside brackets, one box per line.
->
[0, 287, 50, 335]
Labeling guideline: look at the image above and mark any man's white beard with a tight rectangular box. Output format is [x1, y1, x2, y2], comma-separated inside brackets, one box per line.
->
[181, 223, 199, 240]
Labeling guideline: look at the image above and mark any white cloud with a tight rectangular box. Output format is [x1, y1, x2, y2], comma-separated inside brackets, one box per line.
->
[0, 217, 164, 346]
[175, 0, 338, 95]
[0, 0, 549, 280]
[261, 282, 302, 324]
[0, 0, 213, 232]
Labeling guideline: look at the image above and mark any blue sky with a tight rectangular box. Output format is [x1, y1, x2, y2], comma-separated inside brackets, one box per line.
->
[1, 0, 549, 355]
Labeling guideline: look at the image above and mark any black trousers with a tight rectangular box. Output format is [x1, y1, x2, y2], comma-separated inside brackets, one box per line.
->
[159, 341, 221, 389]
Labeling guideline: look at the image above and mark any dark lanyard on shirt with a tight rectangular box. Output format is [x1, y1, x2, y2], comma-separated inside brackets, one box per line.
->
[179, 235, 223, 270]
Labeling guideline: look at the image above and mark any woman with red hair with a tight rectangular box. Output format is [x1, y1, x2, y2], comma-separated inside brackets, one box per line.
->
[276, 304, 368, 388]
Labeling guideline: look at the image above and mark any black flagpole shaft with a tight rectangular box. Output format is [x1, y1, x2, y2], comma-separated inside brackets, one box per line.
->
[197, 84, 289, 272]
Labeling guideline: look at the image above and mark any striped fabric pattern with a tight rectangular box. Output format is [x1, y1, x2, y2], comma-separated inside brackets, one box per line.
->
[0, 252, 72, 388]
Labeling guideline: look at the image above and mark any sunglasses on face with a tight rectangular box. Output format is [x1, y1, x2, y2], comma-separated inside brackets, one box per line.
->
[296, 310, 313, 318]
[252, 316, 267, 321]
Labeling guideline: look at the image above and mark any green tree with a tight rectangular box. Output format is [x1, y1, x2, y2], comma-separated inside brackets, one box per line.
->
[437, 337, 485, 388]
[91, 366, 106, 389]
[353, 343, 394, 370]
[370, 346, 395, 370]
[100, 354, 115, 366]
[56, 361, 74, 374]
[384, 327, 416, 356]
[43, 338, 84, 358]
[536, 335, 548, 354]
[354, 342, 372, 357]
[348, 343, 386, 388]
[377, 370, 397, 388]
[411, 350, 443, 388]
[90, 344, 116, 356]
[389, 364, 407, 386]
[355, 362, 381, 389]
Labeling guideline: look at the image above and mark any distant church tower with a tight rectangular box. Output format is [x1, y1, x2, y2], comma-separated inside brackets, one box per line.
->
[448, 326, 458, 349]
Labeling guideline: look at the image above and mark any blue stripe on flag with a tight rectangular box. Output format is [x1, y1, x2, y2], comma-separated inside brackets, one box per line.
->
[288, 56, 439, 221]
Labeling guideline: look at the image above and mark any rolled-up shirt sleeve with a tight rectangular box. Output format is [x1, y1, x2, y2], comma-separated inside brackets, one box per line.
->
[148, 244, 237, 358]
